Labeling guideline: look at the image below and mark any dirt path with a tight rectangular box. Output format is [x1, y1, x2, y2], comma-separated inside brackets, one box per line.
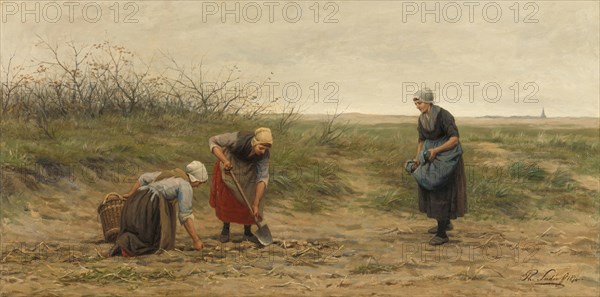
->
[1, 155, 599, 296]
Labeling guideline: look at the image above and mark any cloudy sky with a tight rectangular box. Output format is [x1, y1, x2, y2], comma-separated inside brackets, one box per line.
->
[2, 1, 598, 117]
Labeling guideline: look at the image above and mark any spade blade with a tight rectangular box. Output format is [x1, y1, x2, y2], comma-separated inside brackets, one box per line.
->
[254, 222, 273, 246]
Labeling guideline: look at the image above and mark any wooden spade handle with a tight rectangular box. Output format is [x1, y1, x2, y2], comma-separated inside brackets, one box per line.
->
[228, 169, 257, 221]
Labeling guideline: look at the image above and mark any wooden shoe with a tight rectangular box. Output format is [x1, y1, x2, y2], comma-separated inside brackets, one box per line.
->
[429, 236, 449, 246]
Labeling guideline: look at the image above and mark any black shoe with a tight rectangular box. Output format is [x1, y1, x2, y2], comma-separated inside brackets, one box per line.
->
[219, 233, 230, 243]
[243, 233, 260, 244]
[427, 222, 454, 234]
[429, 236, 449, 246]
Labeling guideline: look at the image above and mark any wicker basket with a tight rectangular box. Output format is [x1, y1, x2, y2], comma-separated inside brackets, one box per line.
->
[97, 192, 126, 243]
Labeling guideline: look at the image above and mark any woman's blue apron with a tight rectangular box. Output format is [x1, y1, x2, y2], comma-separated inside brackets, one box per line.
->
[412, 136, 462, 191]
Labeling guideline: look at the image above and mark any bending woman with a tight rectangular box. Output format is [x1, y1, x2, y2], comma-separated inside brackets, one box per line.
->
[209, 127, 272, 243]
[109, 161, 207, 256]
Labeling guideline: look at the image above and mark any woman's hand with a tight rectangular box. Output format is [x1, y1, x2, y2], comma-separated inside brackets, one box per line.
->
[213, 147, 233, 172]
[222, 160, 233, 171]
[192, 239, 204, 251]
[123, 180, 141, 200]
[427, 148, 438, 162]
[425, 136, 459, 163]
[413, 158, 421, 167]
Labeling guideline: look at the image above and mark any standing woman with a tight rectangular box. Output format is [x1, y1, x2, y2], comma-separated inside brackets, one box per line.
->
[209, 127, 272, 243]
[410, 88, 467, 245]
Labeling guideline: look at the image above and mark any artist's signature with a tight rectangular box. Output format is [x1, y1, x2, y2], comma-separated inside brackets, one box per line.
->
[521, 269, 581, 288]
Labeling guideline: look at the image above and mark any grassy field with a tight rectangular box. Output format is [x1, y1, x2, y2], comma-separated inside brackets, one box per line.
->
[2, 113, 598, 221]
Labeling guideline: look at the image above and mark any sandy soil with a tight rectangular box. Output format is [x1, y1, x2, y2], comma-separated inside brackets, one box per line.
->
[1, 163, 598, 296]
[1, 117, 598, 296]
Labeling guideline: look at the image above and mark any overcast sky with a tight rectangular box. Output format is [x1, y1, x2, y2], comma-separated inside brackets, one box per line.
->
[2, 1, 598, 117]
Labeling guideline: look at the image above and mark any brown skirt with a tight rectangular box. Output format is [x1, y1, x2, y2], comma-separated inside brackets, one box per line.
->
[418, 156, 467, 220]
[114, 189, 177, 256]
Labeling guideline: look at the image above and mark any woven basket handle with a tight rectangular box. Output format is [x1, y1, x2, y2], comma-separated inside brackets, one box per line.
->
[102, 192, 123, 204]
[98, 192, 124, 224]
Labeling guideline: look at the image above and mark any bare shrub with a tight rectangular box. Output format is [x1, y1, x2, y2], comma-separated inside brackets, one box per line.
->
[318, 104, 350, 145]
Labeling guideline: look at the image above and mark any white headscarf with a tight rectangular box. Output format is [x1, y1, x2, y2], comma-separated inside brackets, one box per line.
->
[414, 88, 439, 132]
[185, 161, 208, 182]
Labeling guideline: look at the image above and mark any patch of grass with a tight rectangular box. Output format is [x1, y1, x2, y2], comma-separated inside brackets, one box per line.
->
[1, 113, 235, 179]
[292, 189, 324, 214]
[539, 189, 598, 212]
[264, 120, 354, 208]
[508, 161, 546, 182]
[490, 130, 508, 143]
[283, 159, 352, 213]
[351, 259, 400, 274]
[546, 169, 574, 189]
[468, 166, 529, 220]
[313, 161, 352, 195]
[369, 189, 417, 213]
[462, 126, 599, 176]
[1, 191, 29, 221]
[0, 146, 30, 169]
[546, 194, 578, 209]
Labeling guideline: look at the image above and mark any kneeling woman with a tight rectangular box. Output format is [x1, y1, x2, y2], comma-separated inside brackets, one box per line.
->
[110, 161, 208, 256]
[209, 127, 272, 243]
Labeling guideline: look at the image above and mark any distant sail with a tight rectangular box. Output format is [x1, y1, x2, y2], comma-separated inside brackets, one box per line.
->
[540, 108, 547, 118]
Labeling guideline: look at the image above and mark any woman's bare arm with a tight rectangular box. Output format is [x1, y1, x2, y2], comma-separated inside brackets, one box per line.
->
[212, 146, 232, 170]
[123, 180, 141, 198]
[252, 181, 266, 221]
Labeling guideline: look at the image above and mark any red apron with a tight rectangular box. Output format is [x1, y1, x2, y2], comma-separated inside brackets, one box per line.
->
[209, 161, 254, 224]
